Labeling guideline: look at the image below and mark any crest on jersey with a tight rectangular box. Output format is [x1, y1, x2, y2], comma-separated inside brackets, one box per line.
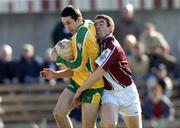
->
[95, 48, 111, 66]
[77, 42, 82, 50]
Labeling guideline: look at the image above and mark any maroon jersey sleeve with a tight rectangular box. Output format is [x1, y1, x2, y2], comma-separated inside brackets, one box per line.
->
[96, 36, 133, 86]
[95, 40, 119, 71]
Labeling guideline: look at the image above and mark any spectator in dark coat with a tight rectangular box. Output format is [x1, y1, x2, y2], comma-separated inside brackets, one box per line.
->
[18, 43, 42, 84]
[0, 44, 19, 84]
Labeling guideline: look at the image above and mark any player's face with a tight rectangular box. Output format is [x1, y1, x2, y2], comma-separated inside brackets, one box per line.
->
[94, 19, 110, 39]
[144, 27, 151, 36]
[61, 16, 79, 34]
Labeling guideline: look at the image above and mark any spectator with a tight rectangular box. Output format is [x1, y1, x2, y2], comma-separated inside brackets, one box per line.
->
[178, 38, 180, 62]
[0, 61, 3, 83]
[142, 84, 174, 128]
[127, 42, 149, 86]
[0, 44, 19, 85]
[115, 4, 141, 44]
[140, 22, 170, 54]
[155, 64, 173, 97]
[123, 34, 137, 56]
[0, 118, 4, 128]
[146, 64, 173, 97]
[172, 40, 180, 79]
[18, 43, 42, 84]
[148, 46, 177, 76]
[51, 22, 72, 46]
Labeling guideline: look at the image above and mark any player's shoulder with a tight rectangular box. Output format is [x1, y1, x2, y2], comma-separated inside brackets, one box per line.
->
[84, 19, 94, 25]
[104, 35, 122, 51]
[103, 34, 116, 45]
[76, 20, 93, 43]
[78, 19, 94, 31]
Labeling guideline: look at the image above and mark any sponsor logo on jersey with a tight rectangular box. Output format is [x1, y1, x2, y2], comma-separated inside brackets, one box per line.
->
[95, 48, 111, 66]
[77, 42, 82, 50]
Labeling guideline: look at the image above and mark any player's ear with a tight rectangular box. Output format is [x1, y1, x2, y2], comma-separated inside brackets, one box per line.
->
[77, 16, 82, 23]
[109, 25, 113, 33]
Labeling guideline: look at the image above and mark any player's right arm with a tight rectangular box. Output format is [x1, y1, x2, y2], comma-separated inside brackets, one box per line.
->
[40, 68, 73, 80]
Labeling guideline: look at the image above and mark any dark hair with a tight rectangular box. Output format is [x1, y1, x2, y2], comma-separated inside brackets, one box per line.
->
[95, 14, 110, 27]
[95, 14, 114, 33]
[155, 63, 167, 70]
[61, 5, 82, 21]
[95, 14, 112, 27]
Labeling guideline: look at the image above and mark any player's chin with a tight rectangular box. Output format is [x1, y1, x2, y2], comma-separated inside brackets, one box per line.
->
[96, 31, 101, 36]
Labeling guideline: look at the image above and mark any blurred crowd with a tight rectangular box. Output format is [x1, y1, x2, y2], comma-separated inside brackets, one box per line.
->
[114, 4, 179, 127]
[0, 3, 180, 128]
[0, 43, 64, 86]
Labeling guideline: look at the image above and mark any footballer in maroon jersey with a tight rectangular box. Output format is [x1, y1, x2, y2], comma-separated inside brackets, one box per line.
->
[72, 14, 142, 128]
[96, 34, 132, 90]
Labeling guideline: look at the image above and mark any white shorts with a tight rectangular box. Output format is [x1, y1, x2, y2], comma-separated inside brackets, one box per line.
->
[101, 83, 142, 116]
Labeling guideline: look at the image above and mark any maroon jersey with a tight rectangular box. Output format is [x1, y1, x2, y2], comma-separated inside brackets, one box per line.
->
[95, 34, 133, 90]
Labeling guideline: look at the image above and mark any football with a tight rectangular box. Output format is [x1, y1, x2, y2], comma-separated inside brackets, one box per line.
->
[55, 39, 74, 61]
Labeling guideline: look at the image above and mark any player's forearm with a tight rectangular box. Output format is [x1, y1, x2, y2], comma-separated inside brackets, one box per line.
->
[81, 67, 106, 91]
[55, 69, 73, 78]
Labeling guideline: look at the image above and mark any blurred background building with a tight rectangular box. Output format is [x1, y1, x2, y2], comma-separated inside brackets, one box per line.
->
[0, 0, 180, 60]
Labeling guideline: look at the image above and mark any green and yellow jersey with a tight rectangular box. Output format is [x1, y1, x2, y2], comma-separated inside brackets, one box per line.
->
[56, 20, 104, 89]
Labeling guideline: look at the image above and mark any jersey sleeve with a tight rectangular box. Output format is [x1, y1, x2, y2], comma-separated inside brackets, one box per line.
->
[95, 42, 118, 71]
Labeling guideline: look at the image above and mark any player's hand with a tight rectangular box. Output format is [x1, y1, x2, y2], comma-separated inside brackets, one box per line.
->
[71, 88, 83, 108]
[40, 68, 55, 80]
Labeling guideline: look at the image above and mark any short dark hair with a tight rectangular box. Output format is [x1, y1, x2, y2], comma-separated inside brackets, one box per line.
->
[61, 5, 82, 21]
[95, 14, 115, 32]
[95, 14, 113, 27]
